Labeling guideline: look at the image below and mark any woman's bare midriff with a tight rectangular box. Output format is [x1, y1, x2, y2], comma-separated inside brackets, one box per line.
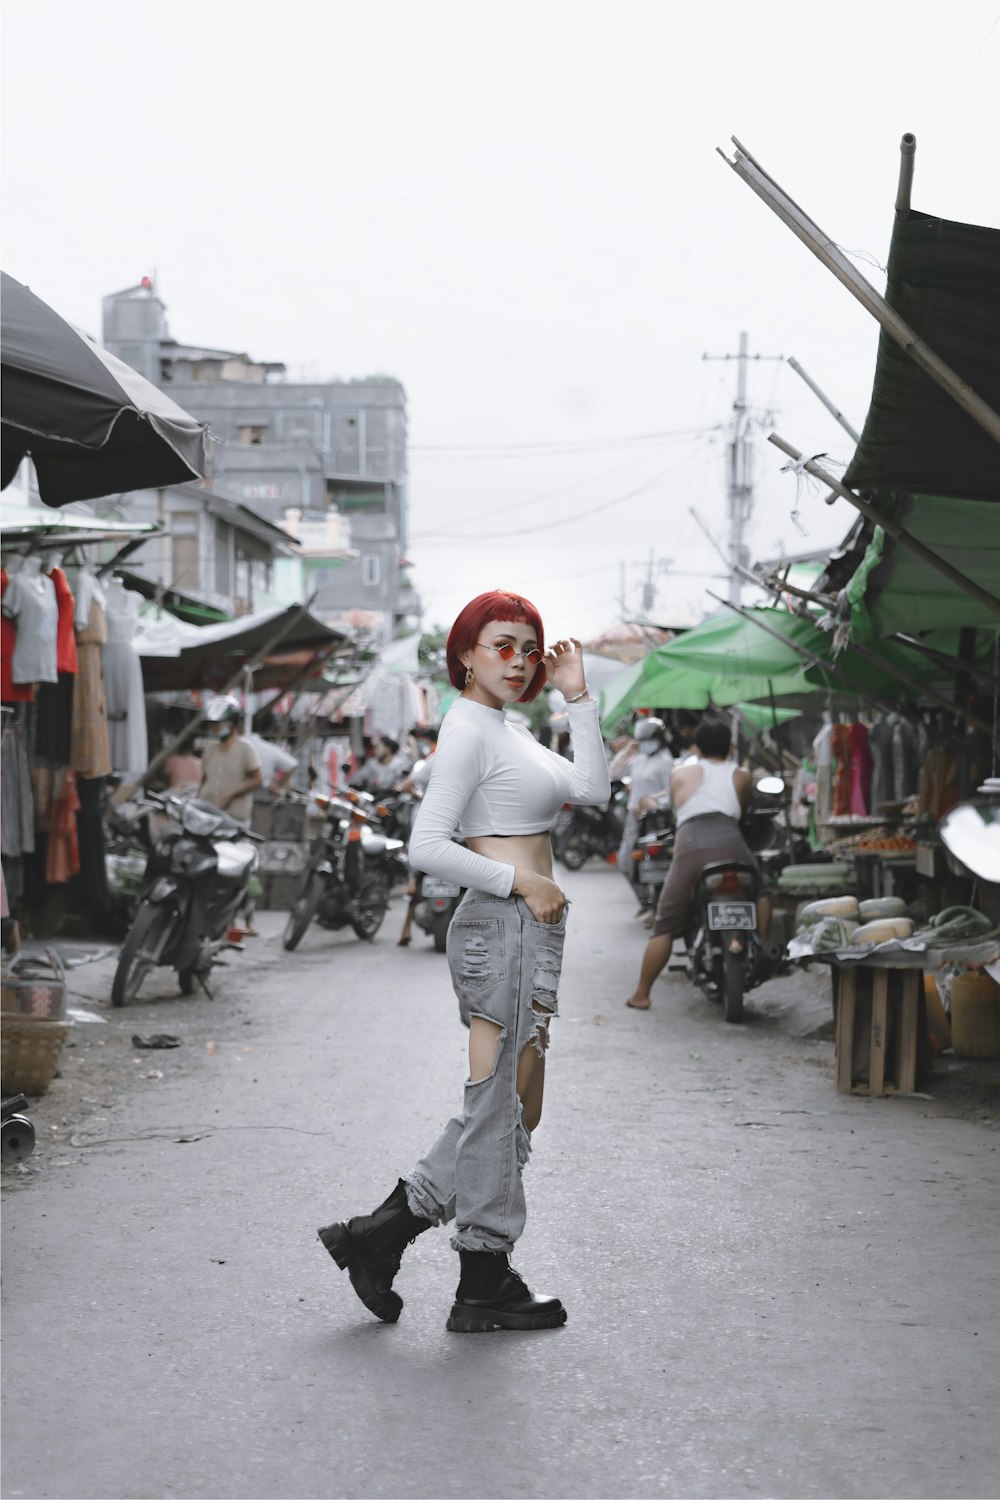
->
[466, 831, 554, 882]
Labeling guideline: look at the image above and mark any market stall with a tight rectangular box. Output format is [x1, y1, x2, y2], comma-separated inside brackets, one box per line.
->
[1, 511, 163, 944]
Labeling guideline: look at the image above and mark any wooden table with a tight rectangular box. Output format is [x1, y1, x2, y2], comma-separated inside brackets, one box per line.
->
[833, 962, 922, 1097]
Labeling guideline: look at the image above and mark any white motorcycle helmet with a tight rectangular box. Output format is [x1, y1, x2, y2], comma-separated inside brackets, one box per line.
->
[205, 695, 242, 738]
[634, 717, 666, 755]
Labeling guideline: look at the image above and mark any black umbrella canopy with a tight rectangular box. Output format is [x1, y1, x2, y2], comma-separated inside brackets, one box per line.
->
[0, 271, 209, 506]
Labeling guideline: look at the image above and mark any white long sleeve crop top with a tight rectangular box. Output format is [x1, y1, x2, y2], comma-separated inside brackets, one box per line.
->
[408, 696, 612, 897]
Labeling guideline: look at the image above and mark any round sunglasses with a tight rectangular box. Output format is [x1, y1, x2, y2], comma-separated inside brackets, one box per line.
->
[475, 641, 544, 667]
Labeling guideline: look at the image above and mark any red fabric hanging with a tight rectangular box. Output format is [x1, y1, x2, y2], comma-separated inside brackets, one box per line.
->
[830, 723, 852, 816]
[1, 569, 35, 703]
[848, 721, 873, 815]
[46, 769, 81, 884]
[48, 567, 78, 674]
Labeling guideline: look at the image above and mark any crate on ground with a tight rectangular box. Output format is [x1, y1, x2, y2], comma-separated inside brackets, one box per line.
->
[1, 1015, 70, 1095]
[833, 962, 930, 1096]
[258, 871, 302, 911]
[2, 949, 67, 1019]
[272, 801, 308, 842]
[258, 841, 307, 876]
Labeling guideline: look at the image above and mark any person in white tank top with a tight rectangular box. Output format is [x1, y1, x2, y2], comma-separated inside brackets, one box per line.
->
[626, 717, 771, 1009]
[674, 754, 744, 825]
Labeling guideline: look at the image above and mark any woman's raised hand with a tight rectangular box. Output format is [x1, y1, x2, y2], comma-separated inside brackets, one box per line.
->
[543, 637, 587, 701]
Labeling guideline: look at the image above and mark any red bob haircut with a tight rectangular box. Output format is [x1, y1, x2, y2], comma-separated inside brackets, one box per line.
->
[446, 591, 546, 702]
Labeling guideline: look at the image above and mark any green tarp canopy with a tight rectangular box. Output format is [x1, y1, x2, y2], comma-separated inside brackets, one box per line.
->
[598, 605, 959, 734]
[838, 205, 1000, 647]
[845, 499, 1000, 639]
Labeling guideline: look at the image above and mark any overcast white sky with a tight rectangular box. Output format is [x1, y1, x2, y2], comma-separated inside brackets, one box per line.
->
[3, 0, 998, 640]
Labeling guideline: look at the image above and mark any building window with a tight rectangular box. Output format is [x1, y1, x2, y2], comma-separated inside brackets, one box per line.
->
[171, 512, 200, 593]
[362, 554, 380, 588]
[238, 425, 266, 445]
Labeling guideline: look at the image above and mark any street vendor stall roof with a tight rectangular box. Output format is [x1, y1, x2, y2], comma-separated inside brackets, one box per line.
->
[138, 603, 350, 693]
[843, 210, 1000, 503]
[598, 603, 962, 733]
[0, 497, 162, 547]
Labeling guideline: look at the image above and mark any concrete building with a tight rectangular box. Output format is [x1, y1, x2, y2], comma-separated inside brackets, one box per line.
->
[102, 280, 417, 642]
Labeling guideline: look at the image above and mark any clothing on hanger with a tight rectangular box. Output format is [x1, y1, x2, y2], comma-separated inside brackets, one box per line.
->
[830, 722, 852, 817]
[848, 720, 873, 815]
[1, 570, 35, 703]
[1, 563, 59, 685]
[71, 596, 112, 779]
[103, 581, 147, 776]
[48, 566, 78, 675]
[867, 712, 895, 808]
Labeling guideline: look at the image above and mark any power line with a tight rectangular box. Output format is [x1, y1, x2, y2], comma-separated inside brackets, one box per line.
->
[413, 447, 717, 542]
[410, 437, 709, 537]
[410, 424, 719, 456]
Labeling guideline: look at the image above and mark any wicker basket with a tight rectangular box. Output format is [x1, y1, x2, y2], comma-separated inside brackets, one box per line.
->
[1, 948, 67, 1019]
[1, 1014, 69, 1095]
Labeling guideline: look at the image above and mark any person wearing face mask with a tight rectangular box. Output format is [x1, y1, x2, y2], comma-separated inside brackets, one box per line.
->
[618, 717, 673, 913]
[197, 696, 263, 825]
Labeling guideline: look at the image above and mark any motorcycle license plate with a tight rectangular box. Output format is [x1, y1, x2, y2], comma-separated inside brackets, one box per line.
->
[421, 879, 460, 898]
[708, 901, 756, 931]
[638, 863, 669, 884]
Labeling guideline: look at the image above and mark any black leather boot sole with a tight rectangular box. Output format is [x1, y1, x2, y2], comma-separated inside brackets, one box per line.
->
[317, 1223, 403, 1324]
[446, 1301, 567, 1333]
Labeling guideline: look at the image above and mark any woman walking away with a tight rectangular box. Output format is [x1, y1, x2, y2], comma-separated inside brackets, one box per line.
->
[317, 591, 611, 1332]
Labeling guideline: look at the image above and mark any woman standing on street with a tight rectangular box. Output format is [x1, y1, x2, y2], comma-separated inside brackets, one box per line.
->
[317, 590, 611, 1332]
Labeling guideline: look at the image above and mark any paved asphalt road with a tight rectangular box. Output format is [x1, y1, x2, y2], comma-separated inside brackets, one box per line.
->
[3, 862, 999, 1499]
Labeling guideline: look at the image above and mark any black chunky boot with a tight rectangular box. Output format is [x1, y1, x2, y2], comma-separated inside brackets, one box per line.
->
[446, 1249, 567, 1333]
[318, 1179, 432, 1323]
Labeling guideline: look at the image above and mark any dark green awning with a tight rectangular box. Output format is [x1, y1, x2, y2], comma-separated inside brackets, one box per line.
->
[843, 210, 1000, 503]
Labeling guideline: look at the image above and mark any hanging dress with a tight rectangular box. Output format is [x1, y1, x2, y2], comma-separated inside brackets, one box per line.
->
[848, 720, 873, 815]
[71, 598, 112, 779]
[830, 723, 852, 816]
[102, 593, 148, 777]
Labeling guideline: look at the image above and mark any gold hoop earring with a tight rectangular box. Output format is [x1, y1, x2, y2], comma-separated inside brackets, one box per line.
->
[464, 666, 475, 688]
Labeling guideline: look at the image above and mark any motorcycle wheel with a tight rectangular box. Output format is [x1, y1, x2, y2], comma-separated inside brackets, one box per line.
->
[432, 912, 450, 953]
[178, 967, 198, 996]
[559, 835, 588, 872]
[722, 947, 745, 1024]
[283, 874, 324, 951]
[352, 872, 389, 941]
[112, 903, 172, 1008]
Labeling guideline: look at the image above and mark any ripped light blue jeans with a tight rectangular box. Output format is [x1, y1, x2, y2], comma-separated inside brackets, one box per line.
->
[403, 891, 567, 1254]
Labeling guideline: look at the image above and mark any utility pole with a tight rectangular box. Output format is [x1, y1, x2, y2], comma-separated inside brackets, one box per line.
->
[703, 332, 782, 605]
[617, 550, 674, 618]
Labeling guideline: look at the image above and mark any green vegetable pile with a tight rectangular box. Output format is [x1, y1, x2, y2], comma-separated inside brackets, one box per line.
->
[910, 906, 999, 948]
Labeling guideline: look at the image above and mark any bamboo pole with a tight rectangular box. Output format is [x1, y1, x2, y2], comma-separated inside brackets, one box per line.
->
[768, 434, 1000, 620]
[786, 357, 861, 445]
[890, 632, 1000, 690]
[895, 133, 917, 217]
[719, 138, 1000, 449]
[127, 598, 322, 796]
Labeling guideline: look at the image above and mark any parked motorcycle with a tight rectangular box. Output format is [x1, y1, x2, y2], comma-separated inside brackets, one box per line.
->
[630, 802, 676, 911]
[412, 873, 463, 952]
[552, 781, 628, 871]
[282, 787, 404, 951]
[111, 792, 263, 1006]
[1, 1093, 36, 1163]
[678, 776, 786, 1023]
